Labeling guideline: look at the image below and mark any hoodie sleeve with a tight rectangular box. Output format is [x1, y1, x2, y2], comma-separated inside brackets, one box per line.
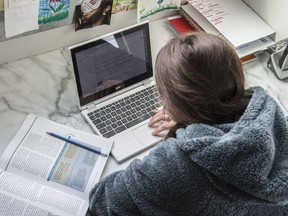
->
[88, 140, 209, 216]
[89, 169, 138, 216]
[88, 142, 172, 216]
[89, 158, 157, 216]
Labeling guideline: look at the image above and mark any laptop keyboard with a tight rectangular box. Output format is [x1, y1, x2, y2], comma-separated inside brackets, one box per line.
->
[87, 85, 161, 138]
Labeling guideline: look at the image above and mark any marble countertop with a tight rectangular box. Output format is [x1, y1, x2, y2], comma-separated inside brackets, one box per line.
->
[0, 47, 135, 177]
[244, 51, 288, 116]
[0, 48, 91, 152]
[0, 19, 177, 176]
[0, 22, 287, 176]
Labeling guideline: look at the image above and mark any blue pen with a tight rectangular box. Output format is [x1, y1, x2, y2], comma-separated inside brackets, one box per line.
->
[46, 132, 107, 157]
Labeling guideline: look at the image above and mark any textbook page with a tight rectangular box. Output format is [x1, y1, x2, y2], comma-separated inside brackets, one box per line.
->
[188, 0, 275, 48]
[0, 169, 87, 216]
[0, 114, 113, 213]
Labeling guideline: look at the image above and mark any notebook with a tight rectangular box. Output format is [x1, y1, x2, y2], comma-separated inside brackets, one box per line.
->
[68, 21, 162, 163]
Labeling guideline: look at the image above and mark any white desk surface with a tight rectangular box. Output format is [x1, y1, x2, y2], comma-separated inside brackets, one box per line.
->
[0, 18, 287, 180]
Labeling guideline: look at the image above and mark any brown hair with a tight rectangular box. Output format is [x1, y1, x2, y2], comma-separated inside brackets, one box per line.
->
[155, 32, 249, 135]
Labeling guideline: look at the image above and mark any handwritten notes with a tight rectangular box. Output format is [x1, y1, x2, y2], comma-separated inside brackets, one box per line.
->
[189, 0, 230, 26]
[188, 0, 275, 48]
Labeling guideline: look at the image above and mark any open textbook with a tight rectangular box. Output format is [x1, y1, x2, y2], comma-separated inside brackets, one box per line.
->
[0, 114, 113, 216]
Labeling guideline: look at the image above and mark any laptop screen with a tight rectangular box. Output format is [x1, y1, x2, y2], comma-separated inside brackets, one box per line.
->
[70, 22, 153, 107]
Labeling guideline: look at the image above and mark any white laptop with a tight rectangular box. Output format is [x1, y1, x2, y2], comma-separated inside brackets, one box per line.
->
[68, 21, 161, 163]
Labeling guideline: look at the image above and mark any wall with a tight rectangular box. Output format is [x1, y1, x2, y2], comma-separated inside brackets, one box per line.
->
[0, 10, 138, 64]
[1, 0, 287, 65]
[243, 0, 288, 42]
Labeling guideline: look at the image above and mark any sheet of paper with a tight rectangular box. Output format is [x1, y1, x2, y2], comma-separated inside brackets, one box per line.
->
[181, 4, 220, 36]
[0, 170, 87, 216]
[4, 0, 39, 38]
[8, 0, 35, 8]
[235, 36, 275, 58]
[137, 0, 181, 21]
[0, 114, 113, 198]
[188, 0, 275, 48]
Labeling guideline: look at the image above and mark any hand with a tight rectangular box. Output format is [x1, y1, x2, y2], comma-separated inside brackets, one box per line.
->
[81, 8, 101, 24]
[148, 109, 176, 138]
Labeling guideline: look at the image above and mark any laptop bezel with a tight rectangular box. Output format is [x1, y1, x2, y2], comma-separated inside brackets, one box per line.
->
[69, 21, 153, 109]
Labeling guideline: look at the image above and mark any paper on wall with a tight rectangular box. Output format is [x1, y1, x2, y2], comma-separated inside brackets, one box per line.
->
[8, 0, 36, 8]
[137, 0, 181, 22]
[4, 0, 39, 38]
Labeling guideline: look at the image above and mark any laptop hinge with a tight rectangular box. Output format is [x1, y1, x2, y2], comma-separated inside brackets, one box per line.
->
[86, 103, 96, 111]
[143, 79, 152, 87]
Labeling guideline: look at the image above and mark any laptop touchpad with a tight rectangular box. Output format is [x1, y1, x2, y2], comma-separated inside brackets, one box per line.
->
[131, 124, 160, 146]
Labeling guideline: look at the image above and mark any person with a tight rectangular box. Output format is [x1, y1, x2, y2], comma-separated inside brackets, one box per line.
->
[88, 32, 288, 215]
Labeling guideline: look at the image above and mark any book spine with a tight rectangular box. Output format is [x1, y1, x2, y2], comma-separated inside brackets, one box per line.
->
[178, 8, 204, 32]
[179, 7, 227, 42]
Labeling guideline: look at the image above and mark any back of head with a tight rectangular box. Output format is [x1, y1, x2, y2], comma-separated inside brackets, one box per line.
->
[155, 32, 249, 125]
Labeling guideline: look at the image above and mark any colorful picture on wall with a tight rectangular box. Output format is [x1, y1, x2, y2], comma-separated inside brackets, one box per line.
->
[137, 0, 180, 21]
[38, 0, 70, 24]
[74, 0, 113, 31]
[111, 0, 137, 14]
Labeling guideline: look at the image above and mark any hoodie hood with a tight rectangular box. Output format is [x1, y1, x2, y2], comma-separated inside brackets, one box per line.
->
[176, 87, 288, 205]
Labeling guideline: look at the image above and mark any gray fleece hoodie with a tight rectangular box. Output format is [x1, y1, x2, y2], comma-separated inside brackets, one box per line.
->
[89, 87, 288, 215]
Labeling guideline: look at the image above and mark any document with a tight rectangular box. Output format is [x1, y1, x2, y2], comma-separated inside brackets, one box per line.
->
[188, 0, 275, 48]
[4, 0, 39, 38]
[0, 113, 113, 216]
[181, 4, 220, 36]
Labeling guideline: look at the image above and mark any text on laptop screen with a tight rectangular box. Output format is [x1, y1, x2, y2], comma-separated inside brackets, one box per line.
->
[70, 22, 153, 107]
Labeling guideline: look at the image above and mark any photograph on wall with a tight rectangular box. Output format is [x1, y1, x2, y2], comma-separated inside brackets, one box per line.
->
[111, 0, 136, 14]
[137, 0, 180, 21]
[38, 0, 70, 25]
[74, 0, 113, 31]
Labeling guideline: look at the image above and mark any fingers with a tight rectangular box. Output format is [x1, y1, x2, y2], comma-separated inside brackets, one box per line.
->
[148, 109, 176, 137]
[151, 120, 176, 136]
[148, 109, 171, 127]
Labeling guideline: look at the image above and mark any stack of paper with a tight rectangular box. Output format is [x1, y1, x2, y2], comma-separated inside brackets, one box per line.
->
[181, 0, 276, 58]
